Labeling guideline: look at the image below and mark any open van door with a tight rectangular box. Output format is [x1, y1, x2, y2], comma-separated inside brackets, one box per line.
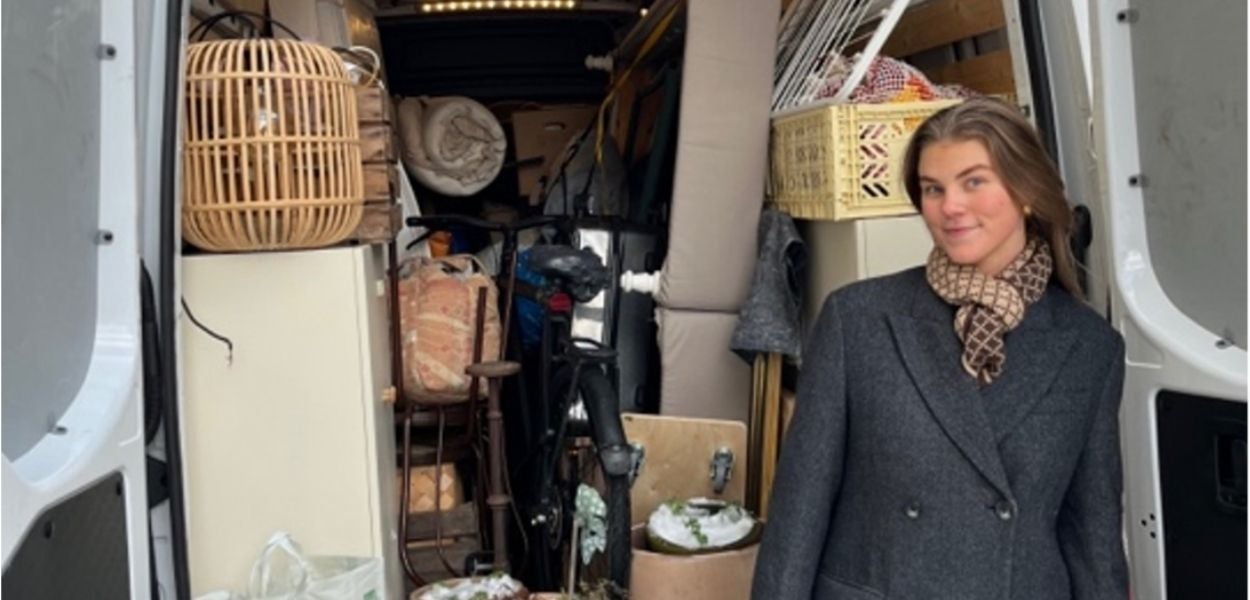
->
[2, 0, 155, 596]
[1087, 1, 1247, 598]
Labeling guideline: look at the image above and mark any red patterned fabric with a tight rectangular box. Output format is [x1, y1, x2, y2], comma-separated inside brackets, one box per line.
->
[814, 54, 976, 104]
[399, 255, 501, 403]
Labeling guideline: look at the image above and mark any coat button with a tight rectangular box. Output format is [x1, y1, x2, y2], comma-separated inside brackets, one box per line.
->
[904, 502, 921, 519]
[995, 500, 1014, 521]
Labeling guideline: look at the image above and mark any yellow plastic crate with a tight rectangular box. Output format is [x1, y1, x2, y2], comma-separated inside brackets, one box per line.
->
[769, 99, 961, 221]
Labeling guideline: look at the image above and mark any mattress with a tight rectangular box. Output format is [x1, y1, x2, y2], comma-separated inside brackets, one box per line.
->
[657, 308, 752, 423]
[654, 0, 781, 313]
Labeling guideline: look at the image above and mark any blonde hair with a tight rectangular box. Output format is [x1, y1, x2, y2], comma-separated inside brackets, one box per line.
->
[901, 97, 1083, 300]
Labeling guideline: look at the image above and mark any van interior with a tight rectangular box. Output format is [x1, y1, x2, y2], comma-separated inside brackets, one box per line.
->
[0, 0, 1244, 599]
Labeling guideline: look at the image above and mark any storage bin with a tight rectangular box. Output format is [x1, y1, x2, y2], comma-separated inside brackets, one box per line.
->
[769, 99, 960, 221]
[183, 38, 364, 251]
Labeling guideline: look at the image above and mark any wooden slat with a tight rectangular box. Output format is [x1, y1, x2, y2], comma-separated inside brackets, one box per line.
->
[396, 439, 475, 468]
[406, 538, 479, 584]
[362, 160, 397, 201]
[781, 389, 796, 441]
[355, 85, 393, 124]
[880, 0, 1005, 59]
[746, 354, 766, 513]
[758, 353, 783, 520]
[926, 48, 1015, 94]
[349, 202, 401, 244]
[406, 501, 479, 541]
[359, 122, 396, 163]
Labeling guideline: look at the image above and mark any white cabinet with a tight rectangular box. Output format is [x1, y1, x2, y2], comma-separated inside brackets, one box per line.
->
[179, 245, 399, 598]
[801, 215, 933, 328]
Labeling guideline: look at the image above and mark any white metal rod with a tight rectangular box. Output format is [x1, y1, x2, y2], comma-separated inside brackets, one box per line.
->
[790, 0, 869, 108]
[832, 0, 909, 102]
[775, 0, 841, 107]
[774, 0, 848, 109]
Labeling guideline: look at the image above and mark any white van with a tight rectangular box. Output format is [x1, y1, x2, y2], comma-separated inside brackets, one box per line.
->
[2, 0, 1244, 598]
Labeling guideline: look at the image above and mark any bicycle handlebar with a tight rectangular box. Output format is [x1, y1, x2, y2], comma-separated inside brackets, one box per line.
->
[406, 214, 562, 233]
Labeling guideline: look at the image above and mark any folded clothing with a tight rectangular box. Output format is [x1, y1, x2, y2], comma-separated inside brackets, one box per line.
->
[396, 96, 506, 196]
[731, 209, 807, 364]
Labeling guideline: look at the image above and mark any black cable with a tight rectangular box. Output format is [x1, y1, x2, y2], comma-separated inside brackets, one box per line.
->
[188, 10, 301, 42]
[180, 297, 234, 365]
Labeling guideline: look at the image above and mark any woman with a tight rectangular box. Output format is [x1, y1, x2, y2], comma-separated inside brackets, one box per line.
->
[752, 97, 1128, 599]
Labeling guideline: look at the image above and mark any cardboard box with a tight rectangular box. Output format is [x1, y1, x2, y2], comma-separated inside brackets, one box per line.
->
[511, 106, 597, 197]
[397, 465, 463, 514]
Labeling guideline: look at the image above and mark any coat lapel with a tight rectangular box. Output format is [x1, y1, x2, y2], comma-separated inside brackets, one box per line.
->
[888, 283, 1079, 500]
[888, 296, 1013, 500]
[982, 289, 1078, 442]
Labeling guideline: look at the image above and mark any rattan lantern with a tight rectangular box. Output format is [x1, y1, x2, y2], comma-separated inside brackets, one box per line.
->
[183, 39, 364, 252]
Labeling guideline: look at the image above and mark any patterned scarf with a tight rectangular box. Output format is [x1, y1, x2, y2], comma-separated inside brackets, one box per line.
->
[925, 238, 1053, 385]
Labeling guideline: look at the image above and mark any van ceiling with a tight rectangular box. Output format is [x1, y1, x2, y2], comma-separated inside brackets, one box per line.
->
[377, 12, 636, 102]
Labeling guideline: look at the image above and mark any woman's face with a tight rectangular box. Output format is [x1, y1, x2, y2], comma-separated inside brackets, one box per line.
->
[917, 138, 1027, 276]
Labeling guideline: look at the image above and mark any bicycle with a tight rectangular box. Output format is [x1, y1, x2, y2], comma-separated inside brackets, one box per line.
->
[401, 214, 633, 596]
[522, 245, 633, 596]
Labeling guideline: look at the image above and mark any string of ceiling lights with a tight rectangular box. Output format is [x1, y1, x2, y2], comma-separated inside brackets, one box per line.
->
[419, 0, 580, 11]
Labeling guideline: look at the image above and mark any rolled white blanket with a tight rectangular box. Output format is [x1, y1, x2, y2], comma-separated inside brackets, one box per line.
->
[396, 96, 506, 196]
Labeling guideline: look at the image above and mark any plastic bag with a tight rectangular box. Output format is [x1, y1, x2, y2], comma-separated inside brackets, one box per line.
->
[247, 532, 384, 600]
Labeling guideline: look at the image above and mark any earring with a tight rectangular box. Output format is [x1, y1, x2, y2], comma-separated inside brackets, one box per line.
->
[1022, 205, 1033, 217]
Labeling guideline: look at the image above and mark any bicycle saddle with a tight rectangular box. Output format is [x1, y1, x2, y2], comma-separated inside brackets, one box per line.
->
[528, 245, 610, 303]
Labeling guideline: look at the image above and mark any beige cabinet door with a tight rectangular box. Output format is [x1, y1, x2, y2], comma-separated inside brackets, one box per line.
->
[180, 246, 397, 597]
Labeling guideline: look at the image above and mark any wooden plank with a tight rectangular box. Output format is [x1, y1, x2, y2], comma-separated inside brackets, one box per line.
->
[355, 85, 393, 124]
[879, 0, 1005, 59]
[621, 414, 748, 525]
[405, 501, 479, 541]
[349, 202, 401, 244]
[745, 354, 766, 513]
[359, 122, 396, 163]
[758, 353, 783, 519]
[926, 49, 1015, 95]
[362, 161, 398, 201]
[406, 537, 478, 584]
[781, 389, 796, 441]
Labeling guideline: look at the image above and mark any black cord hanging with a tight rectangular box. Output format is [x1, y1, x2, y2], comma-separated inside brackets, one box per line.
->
[181, 297, 234, 365]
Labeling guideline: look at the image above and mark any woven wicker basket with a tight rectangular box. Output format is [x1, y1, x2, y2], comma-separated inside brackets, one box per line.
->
[769, 99, 960, 221]
[183, 38, 364, 251]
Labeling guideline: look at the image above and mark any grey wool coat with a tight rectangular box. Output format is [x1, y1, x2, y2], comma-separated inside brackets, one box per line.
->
[752, 267, 1128, 600]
